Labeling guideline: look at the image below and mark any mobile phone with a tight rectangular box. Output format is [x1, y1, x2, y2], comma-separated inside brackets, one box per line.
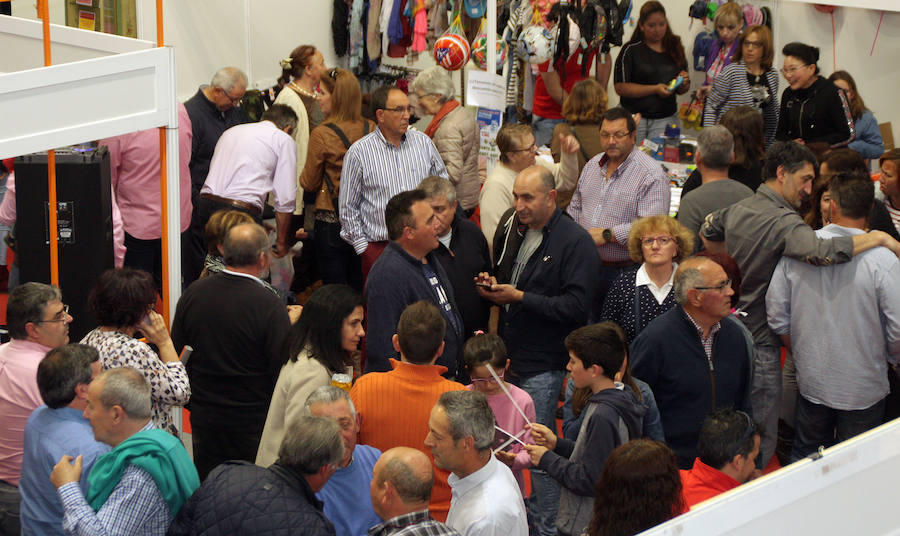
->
[476, 282, 493, 289]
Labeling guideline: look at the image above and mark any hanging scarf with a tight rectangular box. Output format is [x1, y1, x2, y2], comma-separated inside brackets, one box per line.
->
[424, 99, 461, 138]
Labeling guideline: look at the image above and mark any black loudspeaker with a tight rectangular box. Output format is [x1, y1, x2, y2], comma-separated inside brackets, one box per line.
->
[14, 147, 114, 341]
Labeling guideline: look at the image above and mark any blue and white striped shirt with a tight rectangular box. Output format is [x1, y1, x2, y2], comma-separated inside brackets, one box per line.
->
[339, 127, 448, 253]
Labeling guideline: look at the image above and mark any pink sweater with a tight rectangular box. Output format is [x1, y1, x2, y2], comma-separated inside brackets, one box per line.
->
[468, 383, 536, 497]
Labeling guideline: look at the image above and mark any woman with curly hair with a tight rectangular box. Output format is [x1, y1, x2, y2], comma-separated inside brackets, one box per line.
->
[551, 78, 608, 176]
[600, 215, 694, 344]
[81, 268, 189, 436]
[587, 439, 685, 536]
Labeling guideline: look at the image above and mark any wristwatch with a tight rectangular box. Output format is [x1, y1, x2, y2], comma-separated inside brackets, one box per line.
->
[602, 229, 614, 244]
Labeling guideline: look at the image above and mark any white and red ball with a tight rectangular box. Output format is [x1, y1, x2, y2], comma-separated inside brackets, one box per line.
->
[433, 32, 471, 71]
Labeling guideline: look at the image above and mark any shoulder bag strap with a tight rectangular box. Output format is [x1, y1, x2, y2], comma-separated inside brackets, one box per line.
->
[566, 123, 591, 162]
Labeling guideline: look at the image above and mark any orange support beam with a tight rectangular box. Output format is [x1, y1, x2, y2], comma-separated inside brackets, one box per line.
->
[40, 0, 59, 287]
[156, 0, 170, 324]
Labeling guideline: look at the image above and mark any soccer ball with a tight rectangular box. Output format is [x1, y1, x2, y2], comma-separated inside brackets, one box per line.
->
[516, 25, 556, 64]
[471, 34, 508, 70]
[433, 32, 471, 71]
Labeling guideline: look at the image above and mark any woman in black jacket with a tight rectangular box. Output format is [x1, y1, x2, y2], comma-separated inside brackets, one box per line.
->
[775, 42, 854, 151]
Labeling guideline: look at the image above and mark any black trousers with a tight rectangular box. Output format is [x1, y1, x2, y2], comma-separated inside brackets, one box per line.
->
[190, 423, 263, 482]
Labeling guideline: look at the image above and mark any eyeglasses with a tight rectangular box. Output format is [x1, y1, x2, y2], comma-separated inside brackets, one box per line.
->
[383, 106, 414, 115]
[218, 87, 243, 105]
[599, 131, 631, 141]
[742, 40, 764, 49]
[509, 143, 536, 154]
[471, 369, 504, 383]
[641, 236, 674, 246]
[780, 64, 809, 77]
[36, 304, 70, 324]
[694, 278, 732, 292]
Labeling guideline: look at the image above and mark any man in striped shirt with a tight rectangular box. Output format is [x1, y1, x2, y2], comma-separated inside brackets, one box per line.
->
[339, 85, 449, 277]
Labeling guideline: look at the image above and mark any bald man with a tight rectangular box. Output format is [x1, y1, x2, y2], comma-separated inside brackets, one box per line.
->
[368, 447, 459, 536]
[630, 256, 753, 468]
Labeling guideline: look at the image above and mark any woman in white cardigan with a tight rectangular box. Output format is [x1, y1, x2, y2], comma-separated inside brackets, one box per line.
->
[275, 45, 327, 214]
[702, 25, 779, 147]
[256, 284, 364, 466]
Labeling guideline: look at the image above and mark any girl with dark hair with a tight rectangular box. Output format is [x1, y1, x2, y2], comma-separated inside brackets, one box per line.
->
[614, 1, 689, 141]
[829, 71, 885, 160]
[587, 439, 685, 536]
[463, 333, 535, 499]
[82, 268, 189, 436]
[681, 105, 767, 197]
[775, 42, 854, 150]
[256, 284, 364, 466]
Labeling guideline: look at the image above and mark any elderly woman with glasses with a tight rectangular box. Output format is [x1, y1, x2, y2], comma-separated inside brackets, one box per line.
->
[409, 66, 480, 215]
[702, 25, 780, 148]
[600, 215, 694, 344]
[81, 268, 189, 436]
[775, 42, 853, 151]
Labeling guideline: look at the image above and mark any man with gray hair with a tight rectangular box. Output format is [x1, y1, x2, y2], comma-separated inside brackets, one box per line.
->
[631, 256, 752, 468]
[368, 447, 460, 536]
[419, 176, 491, 340]
[424, 390, 527, 536]
[50, 367, 199, 535]
[0, 282, 72, 535]
[169, 414, 343, 535]
[303, 386, 382, 536]
[677, 125, 754, 251]
[184, 66, 251, 283]
[173, 223, 294, 480]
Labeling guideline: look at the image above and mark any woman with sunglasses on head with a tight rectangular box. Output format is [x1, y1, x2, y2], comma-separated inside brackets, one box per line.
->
[696, 1, 744, 102]
[702, 25, 779, 148]
[300, 68, 374, 292]
[600, 215, 694, 345]
[775, 42, 853, 152]
[829, 70, 884, 161]
[614, 1, 690, 141]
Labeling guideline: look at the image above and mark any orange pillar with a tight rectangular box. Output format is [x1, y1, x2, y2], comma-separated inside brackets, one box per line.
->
[157, 0, 171, 323]
[39, 0, 59, 286]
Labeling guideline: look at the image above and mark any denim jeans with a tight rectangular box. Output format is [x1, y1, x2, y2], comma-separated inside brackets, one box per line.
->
[790, 396, 885, 462]
[532, 115, 566, 149]
[635, 115, 677, 144]
[510, 369, 565, 536]
[751, 344, 782, 469]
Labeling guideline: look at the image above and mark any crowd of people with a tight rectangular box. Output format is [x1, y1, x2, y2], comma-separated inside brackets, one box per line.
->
[1, 2, 899, 535]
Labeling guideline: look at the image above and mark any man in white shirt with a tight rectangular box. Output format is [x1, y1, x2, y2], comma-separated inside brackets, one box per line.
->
[425, 391, 527, 536]
[199, 104, 298, 257]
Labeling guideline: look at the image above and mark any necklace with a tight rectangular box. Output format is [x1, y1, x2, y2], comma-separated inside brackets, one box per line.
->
[289, 81, 318, 99]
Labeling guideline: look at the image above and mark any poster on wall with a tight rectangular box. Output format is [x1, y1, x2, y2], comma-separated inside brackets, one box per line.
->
[477, 107, 502, 176]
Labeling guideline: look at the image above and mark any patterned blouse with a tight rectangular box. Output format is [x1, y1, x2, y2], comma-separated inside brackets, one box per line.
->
[600, 266, 678, 344]
[82, 328, 191, 436]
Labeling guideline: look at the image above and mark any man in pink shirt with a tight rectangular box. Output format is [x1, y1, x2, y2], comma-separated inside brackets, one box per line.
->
[99, 102, 193, 291]
[0, 282, 72, 534]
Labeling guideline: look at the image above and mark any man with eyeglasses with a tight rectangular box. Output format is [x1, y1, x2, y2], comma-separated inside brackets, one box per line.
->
[567, 107, 670, 312]
[184, 66, 252, 284]
[631, 256, 752, 469]
[0, 283, 72, 535]
[681, 409, 762, 508]
[700, 141, 900, 470]
[339, 85, 449, 279]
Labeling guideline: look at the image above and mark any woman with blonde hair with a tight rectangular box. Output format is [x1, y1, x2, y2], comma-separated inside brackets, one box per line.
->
[600, 215, 694, 343]
[300, 68, 374, 291]
[697, 1, 744, 99]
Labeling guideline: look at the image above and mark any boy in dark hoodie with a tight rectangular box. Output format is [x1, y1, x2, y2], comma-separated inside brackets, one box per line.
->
[525, 322, 645, 536]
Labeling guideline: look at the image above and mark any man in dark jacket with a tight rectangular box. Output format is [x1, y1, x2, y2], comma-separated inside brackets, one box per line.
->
[167, 415, 343, 536]
[475, 165, 599, 536]
[365, 190, 464, 377]
[630, 256, 753, 469]
[419, 176, 491, 341]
